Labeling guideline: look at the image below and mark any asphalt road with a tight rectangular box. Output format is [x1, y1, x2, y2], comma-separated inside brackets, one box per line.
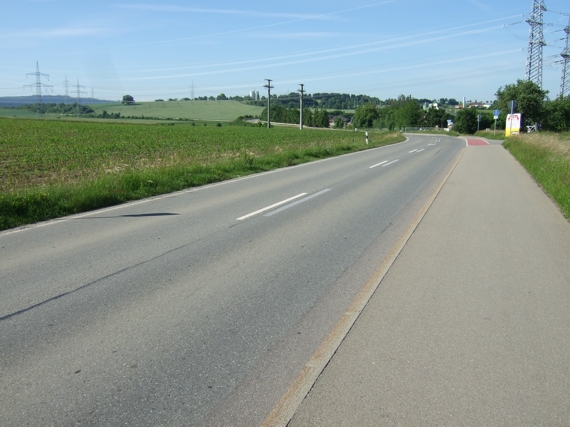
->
[0, 134, 465, 426]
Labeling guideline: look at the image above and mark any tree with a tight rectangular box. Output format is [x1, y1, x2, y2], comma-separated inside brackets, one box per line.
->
[217, 93, 227, 100]
[419, 107, 452, 128]
[374, 107, 396, 130]
[394, 101, 420, 129]
[454, 108, 478, 134]
[313, 107, 330, 128]
[334, 116, 345, 129]
[542, 96, 570, 132]
[122, 94, 135, 105]
[353, 103, 379, 128]
[495, 80, 548, 128]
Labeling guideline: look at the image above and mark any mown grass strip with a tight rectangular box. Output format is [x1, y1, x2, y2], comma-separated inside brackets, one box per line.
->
[0, 118, 404, 230]
[503, 132, 570, 220]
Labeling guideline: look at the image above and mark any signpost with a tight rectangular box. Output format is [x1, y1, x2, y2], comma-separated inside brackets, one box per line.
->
[493, 109, 499, 137]
[506, 101, 518, 137]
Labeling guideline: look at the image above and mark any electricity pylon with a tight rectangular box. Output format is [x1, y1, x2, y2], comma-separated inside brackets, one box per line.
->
[526, 0, 547, 88]
[560, 15, 570, 98]
[24, 61, 52, 112]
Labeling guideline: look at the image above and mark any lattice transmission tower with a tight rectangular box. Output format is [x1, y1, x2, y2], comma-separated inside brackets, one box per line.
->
[560, 15, 570, 98]
[73, 80, 87, 117]
[526, 0, 547, 88]
[24, 61, 53, 105]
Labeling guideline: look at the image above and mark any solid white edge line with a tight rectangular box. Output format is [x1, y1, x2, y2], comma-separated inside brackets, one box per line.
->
[237, 193, 308, 221]
[369, 160, 388, 169]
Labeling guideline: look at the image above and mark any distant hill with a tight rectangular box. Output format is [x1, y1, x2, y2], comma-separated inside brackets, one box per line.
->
[0, 95, 118, 108]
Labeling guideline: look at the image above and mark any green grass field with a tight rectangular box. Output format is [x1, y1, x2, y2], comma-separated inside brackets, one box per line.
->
[0, 117, 404, 230]
[90, 100, 264, 121]
[504, 132, 570, 220]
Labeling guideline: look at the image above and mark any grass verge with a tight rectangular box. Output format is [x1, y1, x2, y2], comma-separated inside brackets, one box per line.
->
[0, 118, 404, 230]
[503, 132, 570, 220]
[475, 130, 505, 140]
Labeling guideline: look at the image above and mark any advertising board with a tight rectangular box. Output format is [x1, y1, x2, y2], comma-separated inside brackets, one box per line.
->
[506, 113, 521, 137]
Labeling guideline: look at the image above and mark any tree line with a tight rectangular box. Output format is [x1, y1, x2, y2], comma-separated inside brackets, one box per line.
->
[351, 81, 570, 134]
[17, 102, 95, 115]
[260, 104, 332, 128]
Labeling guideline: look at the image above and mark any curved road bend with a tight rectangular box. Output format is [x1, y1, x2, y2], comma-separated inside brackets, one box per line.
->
[0, 134, 465, 426]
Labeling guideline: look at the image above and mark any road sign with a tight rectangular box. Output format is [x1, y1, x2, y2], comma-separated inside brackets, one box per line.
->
[494, 110, 500, 120]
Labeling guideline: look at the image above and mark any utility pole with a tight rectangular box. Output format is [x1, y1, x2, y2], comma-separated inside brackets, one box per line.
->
[74, 80, 87, 117]
[560, 15, 570, 98]
[91, 88, 95, 105]
[298, 84, 305, 130]
[24, 61, 52, 114]
[263, 79, 274, 128]
[191, 81, 195, 100]
[526, 0, 546, 88]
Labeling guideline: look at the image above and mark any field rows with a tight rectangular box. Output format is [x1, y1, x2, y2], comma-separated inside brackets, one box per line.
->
[1, 119, 386, 191]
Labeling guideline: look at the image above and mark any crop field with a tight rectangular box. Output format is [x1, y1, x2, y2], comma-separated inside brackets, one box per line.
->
[89, 100, 264, 121]
[0, 117, 404, 230]
[0, 108, 44, 119]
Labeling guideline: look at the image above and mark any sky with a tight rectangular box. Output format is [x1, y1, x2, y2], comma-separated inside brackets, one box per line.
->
[1, 0, 569, 103]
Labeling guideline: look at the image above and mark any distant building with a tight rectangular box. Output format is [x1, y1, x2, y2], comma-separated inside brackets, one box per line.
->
[250, 90, 260, 100]
[467, 102, 492, 109]
[423, 102, 439, 110]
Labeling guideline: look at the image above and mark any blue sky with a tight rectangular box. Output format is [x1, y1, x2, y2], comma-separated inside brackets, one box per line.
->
[1, 0, 568, 103]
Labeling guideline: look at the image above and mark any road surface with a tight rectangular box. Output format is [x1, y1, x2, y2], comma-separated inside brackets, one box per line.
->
[0, 134, 464, 426]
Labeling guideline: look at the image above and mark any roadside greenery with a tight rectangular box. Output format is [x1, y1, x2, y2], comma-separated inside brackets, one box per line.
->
[259, 105, 332, 128]
[353, 95, 454, 131]
[504, 132, 570, 220]
[0, 118, 404, 230]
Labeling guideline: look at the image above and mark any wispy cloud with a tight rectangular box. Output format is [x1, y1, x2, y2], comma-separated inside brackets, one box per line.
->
[248, 32, 339, 40]
[112, 4, 336, 20]
[468, 0, 492, 12]
[0, 26, 111, 40]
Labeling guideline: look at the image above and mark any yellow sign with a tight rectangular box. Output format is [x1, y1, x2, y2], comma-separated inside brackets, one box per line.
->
[505, 113, 521, 137]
